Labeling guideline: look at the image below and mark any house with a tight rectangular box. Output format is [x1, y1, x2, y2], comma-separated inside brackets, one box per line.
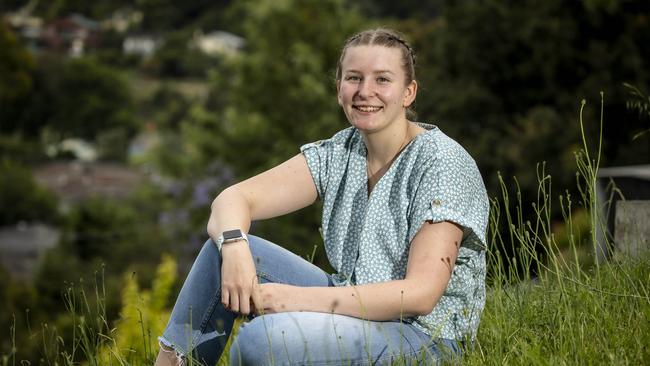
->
[5, 10, 102, 56]
[40, 13, 101, 57]
[123, 33, 161, 57]
[193, 30, 245, 57]
[33, 161, 146, 210]
[4, 2, 44, 52]
[45, 138, 98, 162]
[102, 7, 143, 33]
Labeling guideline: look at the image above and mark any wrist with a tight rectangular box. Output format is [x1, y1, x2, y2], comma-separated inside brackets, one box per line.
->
[215, 229, 249, 252]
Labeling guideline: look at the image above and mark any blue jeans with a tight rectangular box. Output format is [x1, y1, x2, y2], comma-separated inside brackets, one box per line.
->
[159, 236, 462, 365]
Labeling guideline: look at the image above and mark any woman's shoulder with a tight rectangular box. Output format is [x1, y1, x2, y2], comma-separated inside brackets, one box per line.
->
[302, 127, 360, 152]
[415, 123, 478, 168]
[328, 126, 359, 145]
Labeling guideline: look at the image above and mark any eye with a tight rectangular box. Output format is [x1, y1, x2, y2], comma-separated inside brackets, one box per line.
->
[377, 76, 391, 83]
[345, 75, 361, 82]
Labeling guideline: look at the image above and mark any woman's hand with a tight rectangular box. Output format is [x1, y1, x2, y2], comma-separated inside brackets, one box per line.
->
[254, 283, 299, 315]
[220, 242, 259, 315]
[208, 154, 319, 315]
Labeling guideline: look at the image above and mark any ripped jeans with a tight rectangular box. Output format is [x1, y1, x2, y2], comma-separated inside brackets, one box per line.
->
[159, 236, 462, 365]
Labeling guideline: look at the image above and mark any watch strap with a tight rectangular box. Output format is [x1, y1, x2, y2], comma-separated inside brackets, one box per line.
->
[215, 229, 248, 252]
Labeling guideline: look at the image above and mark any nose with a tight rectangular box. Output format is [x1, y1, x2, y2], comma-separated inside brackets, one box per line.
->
[356, 79, 374, 99]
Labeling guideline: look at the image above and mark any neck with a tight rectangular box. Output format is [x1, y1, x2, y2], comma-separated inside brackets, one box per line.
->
[363, 119, 412, 166]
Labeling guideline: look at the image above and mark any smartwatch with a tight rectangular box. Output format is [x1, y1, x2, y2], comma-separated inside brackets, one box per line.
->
[215, 229, 248, 252]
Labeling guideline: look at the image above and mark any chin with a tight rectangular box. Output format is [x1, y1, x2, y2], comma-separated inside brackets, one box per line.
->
[349, 122, 373, 133]
[353, 122, 388, 136]
[349, 116, 380, 131]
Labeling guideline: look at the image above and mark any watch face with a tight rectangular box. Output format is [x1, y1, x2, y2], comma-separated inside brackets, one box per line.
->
[223, 229, 242, 240]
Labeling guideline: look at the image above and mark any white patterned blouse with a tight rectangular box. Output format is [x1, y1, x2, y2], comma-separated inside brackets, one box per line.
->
[300, 123, 489, 341]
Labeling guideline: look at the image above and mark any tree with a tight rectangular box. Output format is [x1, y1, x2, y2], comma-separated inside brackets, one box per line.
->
[351, 0, 442, 19]
[0, 24, 36, 136]
[1, 54, 139, 160]
[392, 0, 650, 200]
[0, 24, 34, 103]
[142, 30, 217, 78]
[164, 0, 364, 267]
[45, 58, 138, 140]
[393, 0, 650, 271]
[0, 160, 59, 225]
[624, 83, 650, 140]
[209, 0, 363, 174]
[34, 187, 176, 318]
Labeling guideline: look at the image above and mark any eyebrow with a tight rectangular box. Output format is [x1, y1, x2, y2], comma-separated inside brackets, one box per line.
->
[344, 69, 395, 75]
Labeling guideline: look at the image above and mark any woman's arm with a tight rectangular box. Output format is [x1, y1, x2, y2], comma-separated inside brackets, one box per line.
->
[257, 221, 462, 320]
[210, 153, 319, 315]
[207, 153, 318, 239]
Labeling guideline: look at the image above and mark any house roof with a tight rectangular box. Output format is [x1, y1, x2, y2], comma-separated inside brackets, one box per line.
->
[33, 161, 146, 204]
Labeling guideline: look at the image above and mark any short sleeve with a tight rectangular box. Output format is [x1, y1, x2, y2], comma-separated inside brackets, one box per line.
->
[300, 140, 330, 199]
[408, 144, 489, 251]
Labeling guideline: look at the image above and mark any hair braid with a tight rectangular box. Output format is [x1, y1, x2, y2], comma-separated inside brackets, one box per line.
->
[336, 28, 416, 85]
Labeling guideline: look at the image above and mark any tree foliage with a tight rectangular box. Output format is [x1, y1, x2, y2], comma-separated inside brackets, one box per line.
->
[145, 0, 364, 267]
[1, 54, 138, 144]
[0, 23, 35, 103]
[391, 0, 650, 205]
[0, 160, 59, 225]
[212, 0, 363, 175]
[98, 255, 176, 364]
[34, 187, 174, 313]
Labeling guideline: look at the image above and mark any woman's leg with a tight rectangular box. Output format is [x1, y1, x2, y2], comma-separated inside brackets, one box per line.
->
[230, 312, 461, 365]
[156, 235, 331, 366]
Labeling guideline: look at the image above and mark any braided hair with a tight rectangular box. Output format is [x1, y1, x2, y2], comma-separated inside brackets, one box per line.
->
[336, 28, 416, 85]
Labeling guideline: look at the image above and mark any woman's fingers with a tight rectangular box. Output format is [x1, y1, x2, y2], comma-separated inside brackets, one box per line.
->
[230, 291, 240, 313]
[251, 283, 264, 315]
[221, 289, 230, 309]
[239, 290, 251, 315]
[222, 284, 259, 314]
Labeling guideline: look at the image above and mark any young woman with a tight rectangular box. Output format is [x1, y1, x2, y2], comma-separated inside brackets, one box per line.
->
[155, 28, 489, 366]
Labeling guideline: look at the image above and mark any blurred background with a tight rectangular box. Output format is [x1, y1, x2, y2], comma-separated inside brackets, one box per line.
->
[1, 0, 649, 362]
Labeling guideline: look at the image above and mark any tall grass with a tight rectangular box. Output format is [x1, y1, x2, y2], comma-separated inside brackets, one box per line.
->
[3, 95, 649, 365]
[1, 257, 177, 366]
[462, 94, 650, 365]
[464, 256, 650, 365]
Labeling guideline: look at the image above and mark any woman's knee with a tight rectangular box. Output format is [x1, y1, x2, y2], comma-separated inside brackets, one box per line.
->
[191, 239, 221, 269]
[202, 238, 219, 255]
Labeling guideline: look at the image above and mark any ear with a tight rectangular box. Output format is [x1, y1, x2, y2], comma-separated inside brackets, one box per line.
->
[403, 80, 418, 108]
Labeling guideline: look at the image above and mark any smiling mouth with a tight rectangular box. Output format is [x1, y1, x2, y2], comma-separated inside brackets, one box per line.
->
[353, 105, 382, 113]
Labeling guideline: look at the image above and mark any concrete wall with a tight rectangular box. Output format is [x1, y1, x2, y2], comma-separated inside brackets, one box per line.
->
[615, 200, 650, 258]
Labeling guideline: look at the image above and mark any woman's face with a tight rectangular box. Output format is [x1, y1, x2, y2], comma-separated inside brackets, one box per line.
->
[337, 45, 417, 134]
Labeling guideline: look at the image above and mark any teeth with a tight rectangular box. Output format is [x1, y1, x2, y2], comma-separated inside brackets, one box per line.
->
[355, 106, 381, 112]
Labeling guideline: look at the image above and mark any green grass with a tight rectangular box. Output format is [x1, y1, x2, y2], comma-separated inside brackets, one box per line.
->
[463, 256, 650, 365]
